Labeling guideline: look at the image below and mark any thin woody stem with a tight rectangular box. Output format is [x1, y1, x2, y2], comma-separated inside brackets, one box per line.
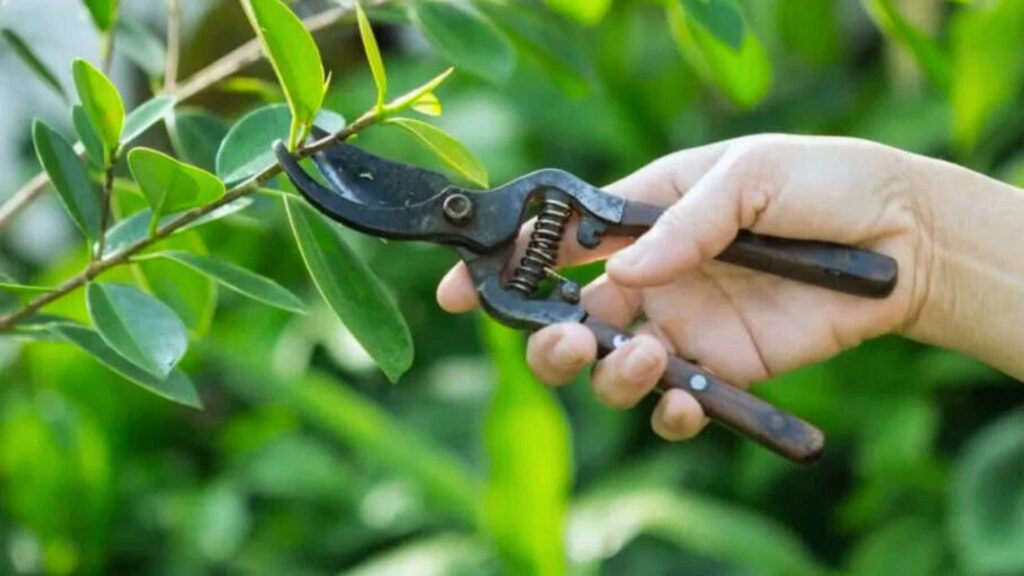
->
[165, 0, 182, 91]
[94, 157, 117, 260]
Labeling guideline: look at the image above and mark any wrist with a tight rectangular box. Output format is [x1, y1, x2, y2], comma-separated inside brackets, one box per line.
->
[901, 153, 1024, 379]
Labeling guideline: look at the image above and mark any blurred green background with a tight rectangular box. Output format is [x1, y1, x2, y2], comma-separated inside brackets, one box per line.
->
[2, 0, 1024, 574]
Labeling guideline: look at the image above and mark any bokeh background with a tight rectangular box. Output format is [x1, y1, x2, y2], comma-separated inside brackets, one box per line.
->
[1, 0, 1024, 574]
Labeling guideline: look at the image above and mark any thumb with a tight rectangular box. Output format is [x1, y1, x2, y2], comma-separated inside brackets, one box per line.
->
[606, 151, 767, 287]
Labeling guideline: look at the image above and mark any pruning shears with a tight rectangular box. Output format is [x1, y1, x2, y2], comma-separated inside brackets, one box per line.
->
[274, 132, 898, 464]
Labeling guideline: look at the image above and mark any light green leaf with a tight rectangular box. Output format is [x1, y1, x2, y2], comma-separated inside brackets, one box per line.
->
[951, 407, 1024, 574]
[1, 29, 67, 103]
[144, 251, 306, 314]
[216, 104, 345, 185]
[133, 233, 217, 336]
[168, 108, 230, 172]
[242, 0, 326, 148]
[862, 0, 950, 91]
[356, 2, 387, 111]
[72, 105, 106, 169]
[217, 77, 284, 103]
[31, 120, 101, 241]
[103, 197, 253, 256]
[410, 1, 515, 84]
[666, 0, 771, 108]
[127, 148, 225, 225]
[284, 197, 413, 382]
[384, 67, 453, 114]
[482, 318, 570, 576]
[680, 0, 745, 50]
[0, 281, 55, 295]
[544, 0, 613, 25]
[116, 18, 166, 77]
[50, 322, 200, 407]
[411, 92, 442, 116]
[342, 535, 491, 576]
[72, 58, 124, 155]
[385, 117, 488, 187]
[122, 95, 177, 146]
[86, 282, 188, 378]
[83, 0, 119, 32]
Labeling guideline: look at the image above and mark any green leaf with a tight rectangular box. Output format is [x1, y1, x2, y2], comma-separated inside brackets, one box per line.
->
[284, 197, 413, 382]
[482, 318, 570, 576]
[242, 0, 326, 148]
[384, 67, 453, 114]
[86, 282, 188, 378]
[144, 251, 307, 314]
[950, 1, 1024, 151]
[103, 197, 253, 256]
[83, 0, 119, 32]
[50, 322, 200, 407]
[385, 117, 489, 187]
[411, 92, 442, 116]
[342, 535, 491, 576]
[127, 148, 225, 225]
[168, 108, 230, 172]
[0, 281, 54, 295]
[356, 2, 387, 112]
[544, 0, 613, 25]
[116, 18, 166, 77]
[680, 0, 745, 50]
[570, 486, 822, 575]
[1, 29, 67, 102]
[862, 0, 950, 91]
[215, 104, 345, 185]
[133, 233, 217, 336]
[72, 58, 124, 155]
[778, 0, 839, 65]
[121, 95, 176, 147]
[666, 0, 771, 108]
[951, 407, 1024, 574]
[410, 1, 515, 84]
[72, 105, 106, 169]
[31, 120, 101, 241]
[217, 77, 284, 103]
[846, 518, 943, 576]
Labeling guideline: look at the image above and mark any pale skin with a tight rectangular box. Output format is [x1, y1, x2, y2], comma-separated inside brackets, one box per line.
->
[436, 135, 1024, 441]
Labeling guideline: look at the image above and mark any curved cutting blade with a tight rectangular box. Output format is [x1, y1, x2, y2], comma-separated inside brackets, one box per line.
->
[310, 128, 455, 208]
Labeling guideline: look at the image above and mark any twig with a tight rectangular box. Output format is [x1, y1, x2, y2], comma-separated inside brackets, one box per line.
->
[165, 0, 182, 91]
[0, 109, 380, 333]
[0, 6, 352, 232]
[95, 157, 117, 260]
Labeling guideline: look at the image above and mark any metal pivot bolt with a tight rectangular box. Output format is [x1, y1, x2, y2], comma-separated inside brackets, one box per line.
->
[442, 193, 474, 225]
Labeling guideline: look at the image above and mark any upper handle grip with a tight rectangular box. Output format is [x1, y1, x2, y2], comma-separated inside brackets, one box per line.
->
[617, 201, 898, 298]
[584, 317, 825, 464]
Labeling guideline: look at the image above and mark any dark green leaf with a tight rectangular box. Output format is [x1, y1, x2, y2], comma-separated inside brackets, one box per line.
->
[133, 234, 217, 336]
[72, 58, 124, 154]
[72, 105, 106, 169]
[145, 251, 307, 314]
[284, 197, 413, 382]
[544, 0, 612, 25]
[680, 0, 745, 50]
[50, 322, 200, 407]
[86, 282, 188, 378]
[356, 2, 387, 111]
[862, 0, 950, 91]
[385, 117, 488, 187]
[116, 18, 166, 77]
[127, 147, 225, 223]
[31, 120, 101, 241]
[216, 104, 345, 185]
[122, 95, 176, 146]
[410, 1, 515, 84]
[243, 0, 326, 148]
[1, 29, 67, 102]
[83, 0, 119, 32]
[846, 518, 943, 576]
[169, 108, 230, 172]
[103, 197, 253, 256]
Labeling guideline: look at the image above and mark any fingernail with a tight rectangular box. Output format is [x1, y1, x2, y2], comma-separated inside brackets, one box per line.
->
[550, 337, 583, 368]
[622, 343, 660, 382]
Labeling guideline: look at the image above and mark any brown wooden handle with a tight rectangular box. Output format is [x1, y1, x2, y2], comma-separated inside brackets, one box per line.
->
[584, 316, 825, 464]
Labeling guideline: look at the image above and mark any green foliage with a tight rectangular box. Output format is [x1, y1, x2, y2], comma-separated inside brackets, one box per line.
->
[410, 0, 515, 85]
[356, 2, 387, 112]
[115, 18, 166, 78]
[82, 0, 119, 32]
[31, 120, 101, 242]
[861, 0, 950, 90]
[128, 148, 225, 231]
[169, 109, 230, 172]
[1, 29, 67, 103]
[121, 95, 177, 145]
[71, 58, 124, 160]
[386, 117, 489, 187]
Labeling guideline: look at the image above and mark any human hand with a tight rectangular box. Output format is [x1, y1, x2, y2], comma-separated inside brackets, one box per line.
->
[437, 134, 934, 441]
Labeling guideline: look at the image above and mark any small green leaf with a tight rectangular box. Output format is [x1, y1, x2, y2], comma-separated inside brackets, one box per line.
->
[410, 1, 515, 84]
[72, 58, 125, 155]
[1, 29, 67, 102]
[83, 0, 120, 32]
[72, 105, 106, 169]
[680, 0, 745, 50]
[31, 120, 101, 241]
[116, 18, 166, 77]
[285, 197, 413, 382]
[169, 108, 230, 172]
[385, 117, 489, 187]
[216, 104, 345, 185]
[243, 0, 326, 148]
[122, 95, 177, 146]
[544, 0, 613, 25]
[356, 2, 387, 112]
[50, 322, 200, 408]
[86, 282, 188, 378]
[145, 251, 307, 314]
[127, 148, 225, 225]
[0, 281, 55, 295]
[104, 197, 253, 256]
[862, 0, 950, 91]
[411, 92, 442, 116]
[133, 233, 217, 336]
[217, 77, 284, 103]
[384, 67, 453, 114]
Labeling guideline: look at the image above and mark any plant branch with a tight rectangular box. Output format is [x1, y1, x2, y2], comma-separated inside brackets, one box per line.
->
[165, 0, 182, 91]
[0, 5, 356, 232]
[95, 157, 117, 260]
[0, 109, 381, 333]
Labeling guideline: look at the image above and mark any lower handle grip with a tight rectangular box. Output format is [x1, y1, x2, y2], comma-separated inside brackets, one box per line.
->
[585, 317, 825, 464]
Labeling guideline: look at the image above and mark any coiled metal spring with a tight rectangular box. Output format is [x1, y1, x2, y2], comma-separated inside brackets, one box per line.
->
[508, 198, 572, 295]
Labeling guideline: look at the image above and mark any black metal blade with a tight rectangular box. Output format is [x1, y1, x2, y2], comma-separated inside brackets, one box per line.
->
[310, 128, 454, 208]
